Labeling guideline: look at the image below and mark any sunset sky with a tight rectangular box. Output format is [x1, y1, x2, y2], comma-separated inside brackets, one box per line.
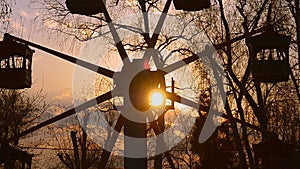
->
[10, 1, 77, 105]
[9, 1, 205, 106]
[3, 1, 298, 169]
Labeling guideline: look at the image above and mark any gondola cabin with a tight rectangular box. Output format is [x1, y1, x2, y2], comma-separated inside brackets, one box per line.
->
[253, 135, 295, 169]
[66, 0, 106, 15]
[0, 143, 33, 169]
[173, 0, 211, 11]
[249, 31, 291, 83]
[0, 34, 34, 89]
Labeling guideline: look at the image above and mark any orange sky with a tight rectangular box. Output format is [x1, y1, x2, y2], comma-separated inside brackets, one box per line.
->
[8, 0, 216, 107]
[9, 1, 77, 105]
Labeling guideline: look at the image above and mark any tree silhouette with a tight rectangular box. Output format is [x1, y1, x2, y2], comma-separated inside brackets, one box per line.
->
[0, 89, 47, 168]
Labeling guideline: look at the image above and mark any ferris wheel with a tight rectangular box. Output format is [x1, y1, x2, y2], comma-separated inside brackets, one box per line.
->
[0, 0, 290, 168]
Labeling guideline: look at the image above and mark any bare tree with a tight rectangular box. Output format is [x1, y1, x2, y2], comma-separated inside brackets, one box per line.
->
[185, 0, 300, 168]
[0, 89, 48, 168]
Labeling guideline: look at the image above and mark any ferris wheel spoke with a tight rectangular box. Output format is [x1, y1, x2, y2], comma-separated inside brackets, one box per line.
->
[162, 45, 214, 74]
[15, 91, 113, 139]
[4, 34, 115, 78]
[101, 2, 129, 61]
[99, 115, 125, 168]
[148, 116, 176, 169]
[165, 91, 209, 112]
[165, 92, 264, 132]
[161, 27, 269, 74]
[142, 0, 172, 65]
[148, 0, 172, 48]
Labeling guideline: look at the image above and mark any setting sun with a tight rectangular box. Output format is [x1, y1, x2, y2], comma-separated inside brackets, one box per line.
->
[150, 90, 165, 107]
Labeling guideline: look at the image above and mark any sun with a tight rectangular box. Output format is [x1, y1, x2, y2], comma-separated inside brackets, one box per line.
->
[150, 89, 165, 107]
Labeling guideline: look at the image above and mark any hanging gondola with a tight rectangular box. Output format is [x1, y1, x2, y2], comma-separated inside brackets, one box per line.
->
[66, 0, 106, 15]
[0, 143, 33, 169]
[253, 134, 295, 169]
[249, 30, 291, 83]
[173, 0, 211, 11]
[0, 33, 34, 89]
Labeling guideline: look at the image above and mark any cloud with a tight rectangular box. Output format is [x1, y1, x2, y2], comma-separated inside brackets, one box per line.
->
[54, 89, 73, 100]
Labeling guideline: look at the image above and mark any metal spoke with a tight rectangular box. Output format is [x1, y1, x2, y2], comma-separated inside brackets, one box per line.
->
[4, 33, 115, 78]
[143, 0, 172, 67]
[148, 113, 176, 169]
[99, 115, 125, 169]
[138, 0, 150, 42]
[165, 91, 209, 112]
[162, 27, 269, 74]
[162, 53, 199, 74]
[13, 91, 112, 140]
[101, 2, 128, 61]
[165, 91, 263, 132]
[162, 46, 213, 74]
[148, 0, 172, 48]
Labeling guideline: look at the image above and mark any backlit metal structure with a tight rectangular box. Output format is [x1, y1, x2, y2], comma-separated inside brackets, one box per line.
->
[0, 34, 34, 89]
[249, 30, 291, 83]
[0, 143, 33, 169]
[65, 0, 106, 15]
[0, 0, 284, 168]
[249, 2, 291, 83]
[173, 0, 211, 11]
[253, 134, 295, 169]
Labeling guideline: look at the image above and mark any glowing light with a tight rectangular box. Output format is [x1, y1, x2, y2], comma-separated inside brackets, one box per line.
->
[150, 90, 165, 107]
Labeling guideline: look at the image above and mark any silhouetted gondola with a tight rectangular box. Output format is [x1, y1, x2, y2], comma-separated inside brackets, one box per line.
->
[66, 0, 106, 15]
[249, 30, 290, 83]
[0, 33, 34, 89]
[173, 0, 211, 11]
